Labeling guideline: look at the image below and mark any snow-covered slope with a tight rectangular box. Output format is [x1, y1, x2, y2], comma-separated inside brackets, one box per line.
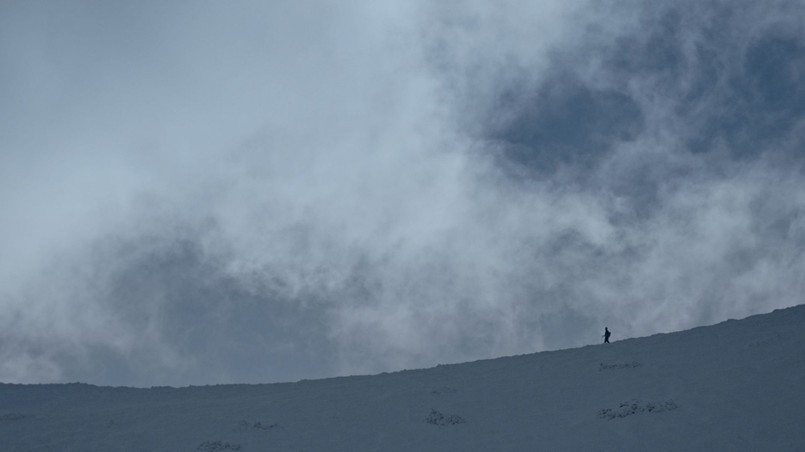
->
[2, 305, 804, 451]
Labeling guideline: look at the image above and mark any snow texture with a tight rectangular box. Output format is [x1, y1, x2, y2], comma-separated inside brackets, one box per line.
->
[1, 305, 804, 451]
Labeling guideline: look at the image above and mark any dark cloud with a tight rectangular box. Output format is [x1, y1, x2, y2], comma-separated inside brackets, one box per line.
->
[490, 74, 644, 176]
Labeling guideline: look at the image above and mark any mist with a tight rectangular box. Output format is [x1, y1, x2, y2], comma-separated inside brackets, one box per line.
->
[1, 0, 804, 386]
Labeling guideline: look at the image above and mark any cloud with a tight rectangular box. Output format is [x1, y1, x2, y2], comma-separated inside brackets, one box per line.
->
[1, 0, 804, 386]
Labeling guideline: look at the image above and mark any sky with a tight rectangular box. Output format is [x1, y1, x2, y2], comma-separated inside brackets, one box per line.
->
[1, 0, 804, 387]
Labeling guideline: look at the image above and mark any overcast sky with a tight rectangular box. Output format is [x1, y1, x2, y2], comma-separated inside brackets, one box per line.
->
[2, 0, 804, 387]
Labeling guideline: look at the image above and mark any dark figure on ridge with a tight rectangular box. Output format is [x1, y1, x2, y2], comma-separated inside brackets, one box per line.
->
[603, 327, 611, 344]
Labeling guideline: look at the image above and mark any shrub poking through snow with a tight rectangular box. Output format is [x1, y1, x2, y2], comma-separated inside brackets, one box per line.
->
[196, 440, 241, 451]
[235, 420, 279, 431]
[599, 399, 677, 419]
[599, 361, 642, 371]
[426, 409, 466, 426]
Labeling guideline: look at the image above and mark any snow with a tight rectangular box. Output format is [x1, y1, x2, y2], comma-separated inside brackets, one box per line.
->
[2, 305, 804, 451]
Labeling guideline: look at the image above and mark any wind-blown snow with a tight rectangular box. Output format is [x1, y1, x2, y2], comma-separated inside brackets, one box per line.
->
[1, 304, 803, 451]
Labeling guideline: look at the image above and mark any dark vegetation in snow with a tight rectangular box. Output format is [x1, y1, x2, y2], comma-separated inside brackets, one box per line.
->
[599, 361, 642, 371]
[234, 420, 280, 431]
[598, 399, 678, 420]
[197, 440, 242, 451]
[426, 409, 466, 426]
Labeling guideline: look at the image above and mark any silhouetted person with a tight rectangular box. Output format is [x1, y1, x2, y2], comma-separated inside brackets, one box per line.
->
[603, 327, 611, 344]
